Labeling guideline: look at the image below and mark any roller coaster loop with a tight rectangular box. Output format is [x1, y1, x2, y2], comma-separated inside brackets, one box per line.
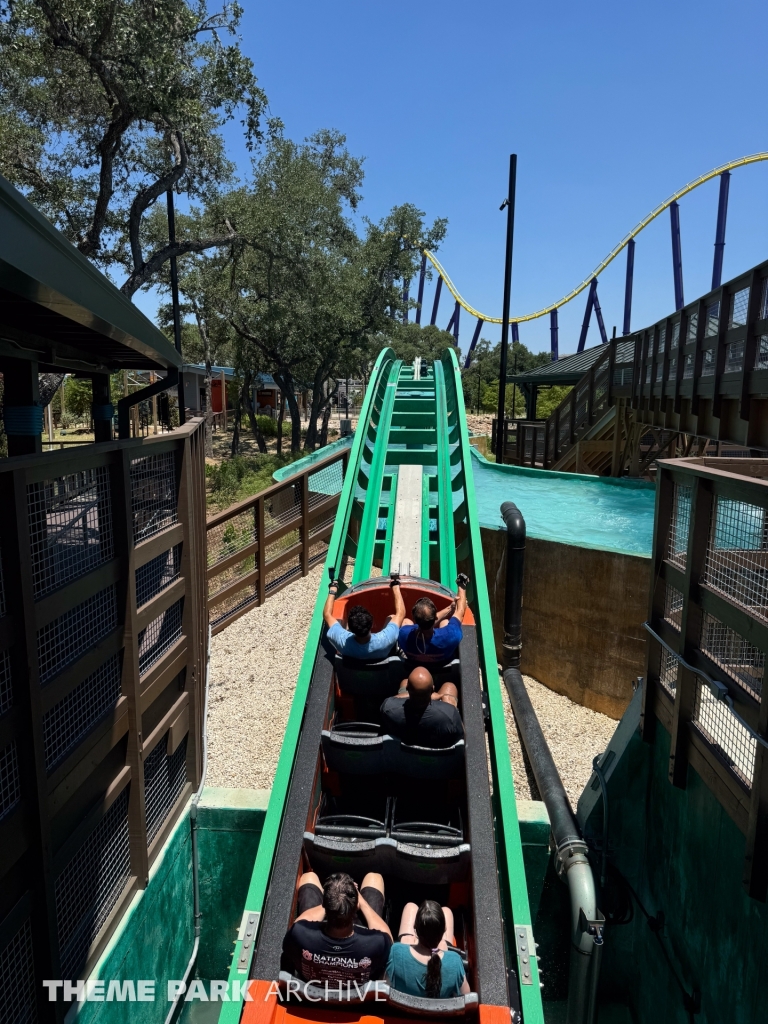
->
[423, 152, 768, 326]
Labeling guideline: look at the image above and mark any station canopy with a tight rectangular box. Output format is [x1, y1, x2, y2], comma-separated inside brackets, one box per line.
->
[508, 339, 634, 387]
[0, 173, 181, 375]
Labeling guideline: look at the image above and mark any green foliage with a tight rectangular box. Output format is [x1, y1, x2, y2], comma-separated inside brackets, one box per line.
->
[462, 337, 550, 415]
[206, 452, 300, 510]
[255, 415, 277, 437]
[536, 385, 572, 419]
[0, 0, 269, 294]
[386, 323, 458, 363]
[62, 377, 93, 421]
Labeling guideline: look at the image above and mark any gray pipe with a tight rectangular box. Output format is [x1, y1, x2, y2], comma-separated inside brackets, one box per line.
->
[499, 501, 603, 1024]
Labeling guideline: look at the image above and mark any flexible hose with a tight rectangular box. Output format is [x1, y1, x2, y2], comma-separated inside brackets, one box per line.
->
[164, 622, 212, 1024]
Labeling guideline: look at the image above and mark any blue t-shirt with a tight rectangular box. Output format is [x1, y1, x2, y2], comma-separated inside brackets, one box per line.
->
[399, 618, 462, 664]
[385, 943, 466, 998]
[327, 619, 399, 660]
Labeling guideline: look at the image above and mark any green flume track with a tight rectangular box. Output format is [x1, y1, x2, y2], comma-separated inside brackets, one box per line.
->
[218, 349, 545, 1023]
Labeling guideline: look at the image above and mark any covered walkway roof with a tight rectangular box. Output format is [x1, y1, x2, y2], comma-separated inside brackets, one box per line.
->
[509, 340, 634, 387]
[0, 174, 181, 374]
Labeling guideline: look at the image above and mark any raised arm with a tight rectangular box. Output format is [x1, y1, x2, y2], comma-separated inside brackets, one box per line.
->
[323, 579, 341, 629]
[453, 574, 469, 623]
[389, 577, 406, 627]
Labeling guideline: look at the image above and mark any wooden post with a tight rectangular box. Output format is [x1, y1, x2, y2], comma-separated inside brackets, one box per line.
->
[610, 398, 623, 477]
[301, 472, 310, 576]
[257, 495, 266, 606]
[151, 372, 158, 435]
[668, 474, 713, 788]
[177, 432, 203, 788]
[46, 402, 54, 442]
[587, 363, 596, 425]
[221, 369, 227, 432]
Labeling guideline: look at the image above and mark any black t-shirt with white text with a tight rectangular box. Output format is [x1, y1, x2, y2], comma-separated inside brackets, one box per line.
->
[380, 697, 464, 748]
[282, 921, 391, 984]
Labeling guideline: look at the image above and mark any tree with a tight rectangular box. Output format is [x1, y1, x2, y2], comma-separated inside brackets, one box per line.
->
[0, 0, 270, 296]
[462, 337, 550, 415]
[385, 323, 458, 364]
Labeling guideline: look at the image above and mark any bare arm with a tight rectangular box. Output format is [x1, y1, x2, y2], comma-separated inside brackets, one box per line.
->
[357, 891, 393, 941]
[460, 977, 471, 995]
[453, 574, 469, 624]
[435, 599, 457, 625]
[323, 580, 341, 629]
[389, 581, 406, 627]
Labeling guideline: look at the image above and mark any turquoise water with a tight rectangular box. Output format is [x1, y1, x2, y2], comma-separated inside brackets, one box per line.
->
[273, 437, 656, 558]
[469, 448, 655, 557]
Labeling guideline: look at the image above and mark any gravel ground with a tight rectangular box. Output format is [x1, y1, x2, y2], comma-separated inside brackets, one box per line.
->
[206, 566, 324, 789]
[206, 567, 617, 809]
[503, 674, 617, 809]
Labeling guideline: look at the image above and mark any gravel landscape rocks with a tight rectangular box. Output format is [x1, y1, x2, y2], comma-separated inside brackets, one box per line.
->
[206, 568, 617, 810]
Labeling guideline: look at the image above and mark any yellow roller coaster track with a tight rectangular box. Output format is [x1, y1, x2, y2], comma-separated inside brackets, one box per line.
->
[423, 152, 768, 325]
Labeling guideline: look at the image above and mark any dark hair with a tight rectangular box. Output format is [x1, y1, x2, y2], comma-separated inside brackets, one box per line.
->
[323, 873, 358, 927]
[415, 901, 445, 998]
[412, 597, 437, 629]
[347, 605, 373, 637]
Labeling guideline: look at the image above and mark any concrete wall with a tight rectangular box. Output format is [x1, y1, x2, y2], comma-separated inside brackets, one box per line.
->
[482, 527, 650, 719]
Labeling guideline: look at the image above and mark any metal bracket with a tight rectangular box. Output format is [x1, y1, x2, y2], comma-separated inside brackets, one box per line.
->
[237, 911, 260, 973]
[514, 924, 535, 985]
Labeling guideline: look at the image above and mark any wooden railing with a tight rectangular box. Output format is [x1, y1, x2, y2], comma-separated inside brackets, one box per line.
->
[644, 456, 768, 899]
[206, 447, 350, 634]
[0, 419, 207, 1000]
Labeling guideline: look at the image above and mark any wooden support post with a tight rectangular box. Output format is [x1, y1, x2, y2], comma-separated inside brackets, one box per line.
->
[668, 475, 713, 788]
[1, 357, 42, 456]
[221, 369, 227, 432]
[301, 473, 310, 576]
[610, 398, 623, 477]
[257, 495, 266, 606]
[177, 433, 203, 788]
[587, 364, 596, 425]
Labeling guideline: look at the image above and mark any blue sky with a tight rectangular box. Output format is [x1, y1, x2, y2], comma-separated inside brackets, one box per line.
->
[143, 0, 768, 358]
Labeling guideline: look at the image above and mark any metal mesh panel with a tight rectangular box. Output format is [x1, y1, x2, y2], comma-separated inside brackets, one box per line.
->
[55, 789, 130, 981]
[664, 584, 684, 630]
[761, 278, 768, 320]
[659, 647, 678, 695]
[37, 585, 117, 685]
[671, 321, 681, 347]
[144, 735, 188, 845]
[130, 451, 177, 543]
[655, 363, 663, 382]
[686, 312, 698, 342]
[265, 535, 302, 594]
[659, 325, 667, 352]
[27, 468, 113, 599]
[755, 335, 768, 371]
[0, 742, 20, 820]
[137, 600, 182, 675]
[701, 349, 715, 376]
[703, 497, 768, 619]
[307, 460, 345, 507]
[208, 508, 257, 569]
[693, 683, 756, 786]
[645, 366, 652, 384]
[264, 485, 301, 537]
[575, 382, 589, 428]
[308, 538, 330, 568]
[730, 287, 750, 328]
[558, 402, 571, 445]
[705, 301, 720, 337]
[726, 340, 745, 373]
[700, 612, 764, 699]
[42, 653, 122, 772]
[0, 650, 12, 716]
[683, 353, 694, 378]
[593, 367, 608, 407]
[209, 584, 258, 626]
[0, 918, 38, 1024]
[135, 546, 180, 608]
[667, 484, 692, 566]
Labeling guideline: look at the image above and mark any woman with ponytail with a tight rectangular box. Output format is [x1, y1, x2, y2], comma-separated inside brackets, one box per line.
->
[385, 900, 470, 999]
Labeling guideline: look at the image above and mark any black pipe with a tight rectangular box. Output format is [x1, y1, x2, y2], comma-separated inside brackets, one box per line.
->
[501, 501, 525, 669]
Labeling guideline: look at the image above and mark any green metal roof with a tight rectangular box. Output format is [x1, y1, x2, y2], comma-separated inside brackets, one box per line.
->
[0, 174, 181, 373]
[509, 340, 634, 387]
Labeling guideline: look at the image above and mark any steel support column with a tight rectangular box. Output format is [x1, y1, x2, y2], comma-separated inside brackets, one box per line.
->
[453, 301, 460, 343]
[550, 309, 559, 361]
[463, 318, 485, 369]
[711, 171, 730, 290]
[593, 282, 609, 345]
[496, 154, 517, 463]
[623, 238, 635, 335]
[670, 200, 684, 311]
[577, 278, 598, 353]
[430, 276, 443, 326]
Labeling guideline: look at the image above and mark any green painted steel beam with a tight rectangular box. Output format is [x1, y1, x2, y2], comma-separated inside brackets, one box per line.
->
[352, 360, 401, 584]
[433, 358, 457, 588]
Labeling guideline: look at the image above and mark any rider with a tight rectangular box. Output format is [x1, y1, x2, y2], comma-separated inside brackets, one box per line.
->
[398, 574, 470, 665]
[324, 573, 406, 660]
[380, 666, 463, 749]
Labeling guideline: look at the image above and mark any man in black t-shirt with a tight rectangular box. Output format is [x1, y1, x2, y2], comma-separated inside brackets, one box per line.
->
[282, 871, 392, 986]
[380, 666, 464, 748]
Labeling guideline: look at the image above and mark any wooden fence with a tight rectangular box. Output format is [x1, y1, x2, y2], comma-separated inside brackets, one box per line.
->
[644, 456, 768, 900]
[206, 447, 350, 634]
[0, 420, 207, 1020]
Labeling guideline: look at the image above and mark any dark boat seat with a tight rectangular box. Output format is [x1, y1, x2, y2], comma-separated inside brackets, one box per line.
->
[387, 988, 479, 1017]
[402, 656, 461, 688]
[321, 721, 465, 778]
[303, 832, 397, 878]
[334, 652, 404, 699]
